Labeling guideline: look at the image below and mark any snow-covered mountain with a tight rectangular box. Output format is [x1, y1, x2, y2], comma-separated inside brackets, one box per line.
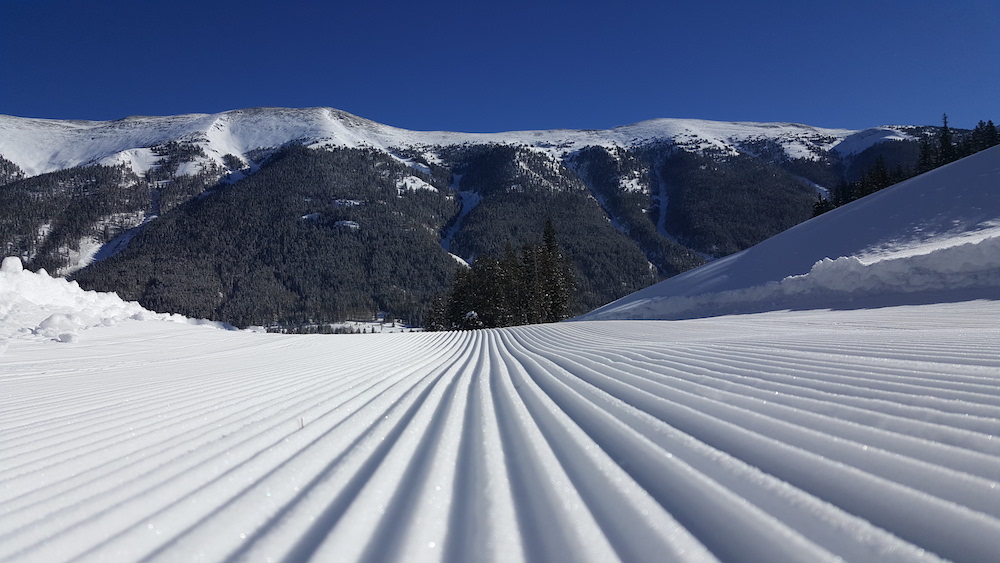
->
[0, 108, 936, 327]
[0, 107, 914, 179]
[1, 137, 998, 562]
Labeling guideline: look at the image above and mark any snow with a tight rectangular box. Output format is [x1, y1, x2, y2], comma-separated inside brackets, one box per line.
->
[49, 212, 149, 277]
[0, 256, 231, 344]
[440, 174, 480, 254]
[52, 237, 104, 277]
[2, 148, 1000, 562]
[1, 108, 887, 183]
[832, 126, 917, 156]
[620, 173, 646, 193]
[391, 155, 434, 175]
[449, 252, 470, 267]
[96, 147, 160, 175]
[334, 220, 360, 230]
[396, 175, 437, 193]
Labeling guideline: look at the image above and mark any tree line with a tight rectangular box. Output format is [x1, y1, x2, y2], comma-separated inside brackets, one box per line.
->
[425, 219, 577, 330]
[814, 116, 999, 215]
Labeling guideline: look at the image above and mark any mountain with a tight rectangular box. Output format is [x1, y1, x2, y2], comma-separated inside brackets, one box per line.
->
[2, 141, 999, 562]
[0, 108, 939, 326]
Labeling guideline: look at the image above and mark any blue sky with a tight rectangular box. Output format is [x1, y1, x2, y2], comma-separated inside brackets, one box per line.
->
[1, 0, 997, 131]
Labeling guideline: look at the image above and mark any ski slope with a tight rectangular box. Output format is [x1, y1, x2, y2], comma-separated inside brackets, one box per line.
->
[2, 147, 1000, 562]
[1, 299, 999, 562]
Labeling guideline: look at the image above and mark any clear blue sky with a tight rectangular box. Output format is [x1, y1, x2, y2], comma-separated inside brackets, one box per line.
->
[2, 0, 997, 131]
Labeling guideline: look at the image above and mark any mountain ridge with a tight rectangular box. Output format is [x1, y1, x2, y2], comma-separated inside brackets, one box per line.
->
[0, 107, 915, 179]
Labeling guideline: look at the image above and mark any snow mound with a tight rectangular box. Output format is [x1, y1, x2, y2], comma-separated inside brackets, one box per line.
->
[0, 257, 231, 345]
[581, 145, 1000, 320]
[594, 237, 1000, 319]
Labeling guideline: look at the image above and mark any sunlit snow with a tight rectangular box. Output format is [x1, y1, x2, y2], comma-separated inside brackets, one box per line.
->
[396, 175, 437, 193]
[0, 108, 875, 180]
[1, 146, 999, 562]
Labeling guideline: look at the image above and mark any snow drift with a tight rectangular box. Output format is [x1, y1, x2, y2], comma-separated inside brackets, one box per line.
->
[0, 256, 230, 346]
[580, 145, 1000, 320]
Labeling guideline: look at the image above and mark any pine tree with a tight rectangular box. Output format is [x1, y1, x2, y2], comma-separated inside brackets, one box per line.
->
[424, 293, 448, 331]
[540, 219, 576, 322]
[812, 195, 836, 217]
[871, 156, 892, 190]
[969, 120, 1000, 153]
[499, 243, 523, 326]
[939, 114, 956, 164]
[519, 242, 545, 324]
[917, 138, 938, 174]
[985, 120, 999, 148]
[428, 220, 578, 329]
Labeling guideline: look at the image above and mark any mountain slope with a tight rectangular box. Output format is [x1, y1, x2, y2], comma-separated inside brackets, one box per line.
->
[581, 145, 1000, 320]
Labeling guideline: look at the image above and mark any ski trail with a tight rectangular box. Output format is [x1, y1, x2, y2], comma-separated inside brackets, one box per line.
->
[2, 304, 999, 562]
[440, 174, 480, 255]
[89, 186, 161, 264]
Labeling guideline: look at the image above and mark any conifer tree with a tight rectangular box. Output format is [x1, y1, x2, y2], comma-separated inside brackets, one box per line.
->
[985, 120, 999, 148]
[540, 219, 575, 322]
[939, 114, 956, 164]
[917, 138, 938, 174]
[428, 219, 578, 330]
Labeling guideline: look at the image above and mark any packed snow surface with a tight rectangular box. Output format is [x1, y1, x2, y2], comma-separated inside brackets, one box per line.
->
[2, 148, 999, 562]
[1, 291, 999, 562]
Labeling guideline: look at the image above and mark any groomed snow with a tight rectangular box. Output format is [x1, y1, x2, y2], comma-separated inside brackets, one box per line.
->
[1, 286, 998, 562]
[2, 148, 999, 562]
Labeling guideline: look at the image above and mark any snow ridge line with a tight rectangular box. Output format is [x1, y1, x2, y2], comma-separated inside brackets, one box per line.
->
[2, 311, 999, 562]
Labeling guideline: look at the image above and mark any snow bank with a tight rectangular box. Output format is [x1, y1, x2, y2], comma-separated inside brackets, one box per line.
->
[396, 175, 437, 192]
[0, 257, 230, 345]
[593, 236, 1000, 319]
